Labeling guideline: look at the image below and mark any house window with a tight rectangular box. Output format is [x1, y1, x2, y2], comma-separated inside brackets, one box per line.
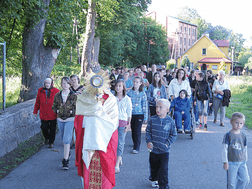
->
[180, 26, 182, 32]
[195, 29, 197, 36]
[184, 27, 186, 33]
[184, 38, 186, 45]
[212, 65, 218, 70]
[184, 48, 185, 53]
[202, 48, 207, 55]
[189, 28, 190, 35]
[180, 48, 182, 55]
[188, 39, 190, 46]
[180, 37, 182, 44]
[192, 29, 194, 36]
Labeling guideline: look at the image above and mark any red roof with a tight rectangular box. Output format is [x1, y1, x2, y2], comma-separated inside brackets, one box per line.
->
[198, 57, 232, 63]
[213, 40, 229, 47]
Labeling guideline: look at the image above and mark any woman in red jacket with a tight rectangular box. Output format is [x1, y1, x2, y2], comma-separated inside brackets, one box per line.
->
[33, 78, 60, 148]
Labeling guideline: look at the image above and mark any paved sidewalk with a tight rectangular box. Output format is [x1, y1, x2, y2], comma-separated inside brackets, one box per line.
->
[0, 114, 251, 189]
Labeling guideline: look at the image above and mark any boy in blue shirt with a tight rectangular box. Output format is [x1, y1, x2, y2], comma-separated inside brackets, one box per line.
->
[146, 99, 177, 189]
[222, 112, 250, 188]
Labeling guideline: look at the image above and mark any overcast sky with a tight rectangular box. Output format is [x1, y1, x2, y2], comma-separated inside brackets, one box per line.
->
[148, 0, 252, 47]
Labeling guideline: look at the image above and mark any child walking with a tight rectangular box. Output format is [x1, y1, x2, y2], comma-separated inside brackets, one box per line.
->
[114, 79, 132, 173]
[52, 77, 77, 170]
[222, 112, 250, 188]
[127, 76, 148, 154]
[146, 99, 177, 189]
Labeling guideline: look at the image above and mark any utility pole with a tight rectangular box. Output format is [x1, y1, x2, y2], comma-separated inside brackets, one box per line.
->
[231, 46, 234, 75]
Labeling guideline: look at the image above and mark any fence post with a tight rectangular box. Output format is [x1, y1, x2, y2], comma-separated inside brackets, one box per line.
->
[0, 42, 6, 110]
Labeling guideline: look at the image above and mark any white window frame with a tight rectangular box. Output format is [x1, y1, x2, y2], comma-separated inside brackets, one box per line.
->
[212, 65, 218, 70]
[189, 28, 190, 35]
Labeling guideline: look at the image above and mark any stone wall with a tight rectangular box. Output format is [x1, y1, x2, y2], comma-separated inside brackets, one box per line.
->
[0, 99, 40, 157]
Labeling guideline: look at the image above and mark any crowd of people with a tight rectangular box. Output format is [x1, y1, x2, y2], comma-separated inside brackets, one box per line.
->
[33, 64, 249, 189]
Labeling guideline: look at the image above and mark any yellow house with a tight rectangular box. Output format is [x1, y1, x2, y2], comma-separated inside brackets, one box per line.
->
[176, 34, 231, 74]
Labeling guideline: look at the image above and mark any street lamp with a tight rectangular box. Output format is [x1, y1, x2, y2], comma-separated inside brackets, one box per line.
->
[231, 46, 234, 75]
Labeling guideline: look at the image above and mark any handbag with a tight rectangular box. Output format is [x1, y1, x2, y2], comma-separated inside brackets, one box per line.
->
[216, 93, 223, 100]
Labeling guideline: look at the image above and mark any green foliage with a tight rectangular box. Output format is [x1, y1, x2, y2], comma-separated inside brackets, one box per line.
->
[225, 76, 252, 129]
[229, 32, 246, 59]
[99, 16, 169, 68]
[237, 49, 252, 67]
[166, 59, 176, 69]
[244, 57, 252, 70]
[181, 56, 190, 67]
[177, 6, 200, 22]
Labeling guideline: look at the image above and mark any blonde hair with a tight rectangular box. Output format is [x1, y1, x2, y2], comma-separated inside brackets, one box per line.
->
[231, 112, 245, 122]
[156, 99, 170, 109]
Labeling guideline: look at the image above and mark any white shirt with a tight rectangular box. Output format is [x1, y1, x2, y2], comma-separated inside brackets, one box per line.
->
[116, 95, 132, 121]
[169, 78, 191, 98]
[212, 80, 230, 96]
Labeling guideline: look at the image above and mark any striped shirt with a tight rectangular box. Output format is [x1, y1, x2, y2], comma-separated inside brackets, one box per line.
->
[146, 115, 177, 154]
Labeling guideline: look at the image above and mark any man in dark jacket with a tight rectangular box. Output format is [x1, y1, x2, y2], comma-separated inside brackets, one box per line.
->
[109, 67, 123, 92]
[147, 64, 157, 84]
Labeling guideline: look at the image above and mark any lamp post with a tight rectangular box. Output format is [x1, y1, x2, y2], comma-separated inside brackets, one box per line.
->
[231, 46, 234, 75]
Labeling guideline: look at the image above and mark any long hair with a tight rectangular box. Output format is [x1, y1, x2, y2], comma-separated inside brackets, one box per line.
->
[114, 79, 126, 97]
[176, 68, 186, 81]
[152, 72, 162, 88]
[132, 76, 144, 92]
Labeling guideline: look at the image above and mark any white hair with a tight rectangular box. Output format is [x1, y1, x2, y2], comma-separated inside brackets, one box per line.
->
[44, 78, 52, 83]
[218, 70, 225, 75]
[156, 99, 170, 108]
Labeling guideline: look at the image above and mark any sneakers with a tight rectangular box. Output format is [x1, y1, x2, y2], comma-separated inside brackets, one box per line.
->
[196, 121, 200, 125]
[197, 123, 202, 129]
[213, 119, 217, 124]
[151, 181, 159, 188]
[220, 122, 225, 127]
[131, 150, 139, 154]
[62, 159, 69, 170]
[204, 124, 207, 130]
[185, 129, 190, 133]
[177, 129, 184, 133]
[48, 144, 54, 148]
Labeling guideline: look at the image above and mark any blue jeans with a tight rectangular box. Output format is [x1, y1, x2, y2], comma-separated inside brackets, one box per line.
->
[117, 127, 127, 156]
[227, 161, 250, 189]
[149, 152, 170, 189]
[174, 111, 191, 131]
[57, 120, 74, 144]
[197, 100, 208, 116]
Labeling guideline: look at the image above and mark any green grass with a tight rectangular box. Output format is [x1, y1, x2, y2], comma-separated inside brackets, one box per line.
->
[225, 76, 252, 130]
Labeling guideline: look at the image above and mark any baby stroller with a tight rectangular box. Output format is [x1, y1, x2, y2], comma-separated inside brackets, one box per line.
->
[169, 104, 195, 139]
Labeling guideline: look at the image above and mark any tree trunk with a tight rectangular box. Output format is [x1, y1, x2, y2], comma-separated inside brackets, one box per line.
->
[91, 36, 100, 64]
[19, 0, 60, 101]
[80, 0, 96, 76]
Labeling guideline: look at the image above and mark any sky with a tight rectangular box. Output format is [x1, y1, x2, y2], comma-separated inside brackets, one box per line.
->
[147, 0, 252, 47]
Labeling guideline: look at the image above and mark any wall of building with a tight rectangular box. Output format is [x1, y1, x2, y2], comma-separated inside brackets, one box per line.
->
[218, 46, 229, 57]
[177, 36, 227, 67]
[0, 99, 41, 157]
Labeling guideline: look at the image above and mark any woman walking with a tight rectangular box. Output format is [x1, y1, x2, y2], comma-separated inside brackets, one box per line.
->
[212, 70, 230, 126]
[52, 77, 77, 170]
[114, 79, 132, 173]
[33, 78, 59, 148]
[127, 76, 148, 154]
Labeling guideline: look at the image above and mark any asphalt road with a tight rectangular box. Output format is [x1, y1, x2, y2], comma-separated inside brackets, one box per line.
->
[0, 114, 251, 189]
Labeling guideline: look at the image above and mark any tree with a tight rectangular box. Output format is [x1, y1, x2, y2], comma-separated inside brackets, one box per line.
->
[244, 57, 252, 70]
[209, 25, 231, 40]
[237, 49, 252, 67]
[177, 6, 200, 22]
[229, 32, 246, 59]
[181, 55, 190, 67]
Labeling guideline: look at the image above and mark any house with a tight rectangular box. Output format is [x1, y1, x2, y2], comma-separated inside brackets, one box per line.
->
[176, 34, 232, 74]
[166, 16, 198, 59]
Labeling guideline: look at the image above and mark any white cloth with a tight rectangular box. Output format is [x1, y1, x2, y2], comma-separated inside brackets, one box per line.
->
[80, 93, 119, 169]
[168, 78, 191, 98]
[212, 80, 230, 96]
[116, 95, 132, 121]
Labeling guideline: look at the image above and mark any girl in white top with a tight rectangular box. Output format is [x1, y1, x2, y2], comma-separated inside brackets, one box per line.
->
[169, 68, 191, 100]
[212, 70, 230, 126]
[114, 79, 132, 173]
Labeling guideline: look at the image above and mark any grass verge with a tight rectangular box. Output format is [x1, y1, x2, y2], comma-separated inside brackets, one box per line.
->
[225, 76, 252, 130]
[0, 132, 44, 179]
